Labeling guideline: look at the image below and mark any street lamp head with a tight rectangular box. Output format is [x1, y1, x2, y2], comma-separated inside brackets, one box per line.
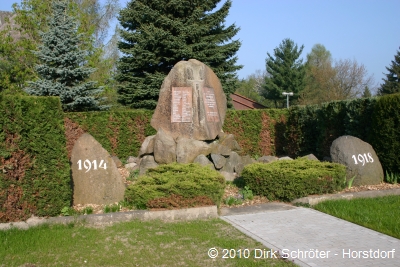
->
[282, 92, 293, 96]
[282, 92, 293, 109]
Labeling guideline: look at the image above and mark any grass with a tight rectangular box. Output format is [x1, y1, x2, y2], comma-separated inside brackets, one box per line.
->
[314, 195, 400, 239]
[0, 219, 297, 267]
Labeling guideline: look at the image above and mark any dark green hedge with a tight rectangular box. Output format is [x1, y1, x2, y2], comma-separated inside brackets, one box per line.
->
[369, 93, 400, 174]
[284, 98, 377, 159]
[241, 159, 346, 202]
[65, 110, 156, 161]
[283, 96, 400, 174]
[0, 95, 70, 222]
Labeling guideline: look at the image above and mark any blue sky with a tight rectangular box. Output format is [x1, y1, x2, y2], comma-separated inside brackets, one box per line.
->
[2, 0, 400, 89]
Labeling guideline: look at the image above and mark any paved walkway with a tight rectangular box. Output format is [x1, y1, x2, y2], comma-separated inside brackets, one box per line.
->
[220, 203, 400, 267]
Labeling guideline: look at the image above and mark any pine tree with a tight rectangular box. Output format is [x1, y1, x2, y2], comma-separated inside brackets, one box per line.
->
[378, 47, 400, 95]
[362, 86, 372, 98]
[116, 0, 242, 109]
[262, 38, 305, 108]
[25, 1, 108, 112]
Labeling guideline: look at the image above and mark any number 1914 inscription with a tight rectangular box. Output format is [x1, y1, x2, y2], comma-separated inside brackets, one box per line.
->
[77, 159, 107, 173]
[351, 153, 374, 166]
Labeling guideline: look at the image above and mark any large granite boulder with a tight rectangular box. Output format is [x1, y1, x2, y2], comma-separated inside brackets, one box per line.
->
[139, 155, 159, 175]
[219, 134, 241, 152]
[210, 143, 231, 156]
[211, 154, 226, 170]
[139, 135, 155, 157]
[242, 155, 256, 165]
[330, 135, 383, 186]
[71, 133, 125, 205]
[153, 129, 176, 164]
[193, 154, 215, 170]
[151, 59, 227, 140]
[176, 137, 211, 163]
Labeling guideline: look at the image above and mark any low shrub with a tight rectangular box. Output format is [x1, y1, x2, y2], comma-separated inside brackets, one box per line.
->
[124, 163, 226, 209]
[241, 158, 346, 202]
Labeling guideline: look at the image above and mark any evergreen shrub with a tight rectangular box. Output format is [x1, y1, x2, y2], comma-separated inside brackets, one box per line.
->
[0, 95, 70, 222]
[124, 163, 225, 209]
[241, 158, 346, 202]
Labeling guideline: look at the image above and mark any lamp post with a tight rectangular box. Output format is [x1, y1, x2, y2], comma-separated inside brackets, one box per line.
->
[282, 92, 293, 109]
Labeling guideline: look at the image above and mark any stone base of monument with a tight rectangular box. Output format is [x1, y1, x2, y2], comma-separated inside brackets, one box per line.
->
[137, 131, 251, 180]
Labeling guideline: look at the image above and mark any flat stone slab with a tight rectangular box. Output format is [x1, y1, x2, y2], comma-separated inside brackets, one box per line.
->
[222, 207, 400, 267]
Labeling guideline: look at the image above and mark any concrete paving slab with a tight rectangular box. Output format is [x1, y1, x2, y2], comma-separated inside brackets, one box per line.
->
[221, 206, 400, 267]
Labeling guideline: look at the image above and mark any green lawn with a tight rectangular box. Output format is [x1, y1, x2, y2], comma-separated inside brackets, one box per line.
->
[0, 219, 297, 267]
[314, 195, 400, 239]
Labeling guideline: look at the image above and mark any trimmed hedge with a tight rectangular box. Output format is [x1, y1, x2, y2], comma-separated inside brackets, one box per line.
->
[369, 93, 400, 174]
[0, 95, 71, 222]
[124, 163, 226, 209]
[223, 109, 288, 157]
[284, 98, 377, 159]
[64, 109, 289, 160]
[283, 96, 400, 174]
[241, 159, 346, 202]
[65, 110, 156, 161]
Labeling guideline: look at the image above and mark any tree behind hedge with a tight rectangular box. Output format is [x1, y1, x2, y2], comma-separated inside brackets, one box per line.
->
[116, 0, 242, 109]
[262, 38, 306, 108]
[378, 47, 400, 95]
[25, 1, 108, 111]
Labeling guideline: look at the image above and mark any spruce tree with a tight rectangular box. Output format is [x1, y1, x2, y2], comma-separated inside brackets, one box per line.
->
[378, 47, 400, 96]
[0, 0, 119, 95]
[25, 1, 107, 111]
[262, 38, 305, 108]
[362, 86, 372, 98]
[116, 0, 242, 109]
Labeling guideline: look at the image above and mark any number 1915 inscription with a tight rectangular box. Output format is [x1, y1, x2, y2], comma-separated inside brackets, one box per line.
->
[77, 159, 107, 173]
[351, 153, 374, 166]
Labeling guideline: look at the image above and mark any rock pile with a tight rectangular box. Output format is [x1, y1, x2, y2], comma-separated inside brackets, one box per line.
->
[137, 131, 249, 180]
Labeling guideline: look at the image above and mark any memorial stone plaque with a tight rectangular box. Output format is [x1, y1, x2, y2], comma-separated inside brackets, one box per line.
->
[202, 87, 219, 122]
[171, 87, 192, 123]
[151, 59, 227, 140]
